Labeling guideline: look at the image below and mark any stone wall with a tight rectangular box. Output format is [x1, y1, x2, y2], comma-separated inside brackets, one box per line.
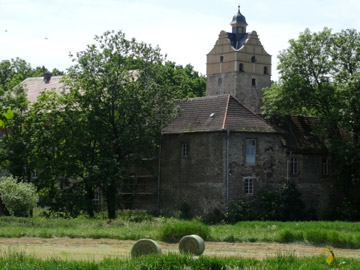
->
[159, 132, 227, 216]
[159, 131, 332, 216]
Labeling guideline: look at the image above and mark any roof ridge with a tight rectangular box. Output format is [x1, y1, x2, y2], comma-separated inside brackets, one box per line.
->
[222, 95, 230, 130]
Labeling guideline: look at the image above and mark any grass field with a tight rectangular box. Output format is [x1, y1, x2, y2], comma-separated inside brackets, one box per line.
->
[0, 216, 360, 248]
[0, 213, 359, 269]
[0, 252, 360, 270]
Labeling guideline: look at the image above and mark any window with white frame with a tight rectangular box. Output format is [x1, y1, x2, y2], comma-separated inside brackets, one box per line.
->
[245, 139, 256, 164]
[322, 158, 329, 176]
[182, 143, 189, 158]
[290, 157, 299, 174]
[244, 177, 254, 195]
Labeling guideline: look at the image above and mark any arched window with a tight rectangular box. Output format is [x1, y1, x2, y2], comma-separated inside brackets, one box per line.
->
[251, 56, 256, 63]
[264, 66, 268, 74]
[239, 63, 244, 72]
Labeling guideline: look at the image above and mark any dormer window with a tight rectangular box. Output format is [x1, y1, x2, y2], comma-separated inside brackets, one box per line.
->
[251, 56, 256, 63]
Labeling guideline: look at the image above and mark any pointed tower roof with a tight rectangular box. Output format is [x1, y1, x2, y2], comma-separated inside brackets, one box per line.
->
[230, 5, 248, 26]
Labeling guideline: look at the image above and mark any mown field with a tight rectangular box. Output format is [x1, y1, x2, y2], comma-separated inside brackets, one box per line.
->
[0, 212, 359, 269]
[1, 215, 360, 248]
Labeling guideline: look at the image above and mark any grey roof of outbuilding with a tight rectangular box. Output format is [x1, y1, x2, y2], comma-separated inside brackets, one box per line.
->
[20, 76, 64, 103]
[163, 94, 277, 134]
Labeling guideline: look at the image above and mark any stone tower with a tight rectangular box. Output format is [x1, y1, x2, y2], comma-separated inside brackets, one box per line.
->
[206, 6, 271, 114]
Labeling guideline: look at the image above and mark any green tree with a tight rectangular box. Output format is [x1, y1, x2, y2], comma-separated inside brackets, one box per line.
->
[0, 58, 64, 184]
[30, 30, 182, 219]
[262, 28, 360, 216]
[162, 62, 206, 98]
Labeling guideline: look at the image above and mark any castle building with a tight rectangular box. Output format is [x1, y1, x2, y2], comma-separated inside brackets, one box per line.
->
[19, 7, 333, 218]
[157, 7, 332, 216]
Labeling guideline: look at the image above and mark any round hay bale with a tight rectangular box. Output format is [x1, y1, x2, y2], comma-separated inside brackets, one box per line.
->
[179, 234, 205, 255]
[131, 239, 162, 257]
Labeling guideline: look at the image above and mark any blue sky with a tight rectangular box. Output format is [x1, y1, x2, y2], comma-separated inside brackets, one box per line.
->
[1, 0, 360, 80]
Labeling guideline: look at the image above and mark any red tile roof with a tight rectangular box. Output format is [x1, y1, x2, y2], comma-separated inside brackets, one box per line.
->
[163, 94, 277, 134]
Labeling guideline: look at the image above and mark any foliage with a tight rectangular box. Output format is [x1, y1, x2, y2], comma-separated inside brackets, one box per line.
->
[224, 200, 256, 223]
[0, 176, 37, 217]
[0, 58, 64, 181]
[162, 61, 206, 98]
[27, 30, 183, 219]
[223, 180, 307, 223]
[262, 28, 360, 211]
[202, 208, 225, 225]
[159, 220, 210, 243]
[0, 252, 360, 270]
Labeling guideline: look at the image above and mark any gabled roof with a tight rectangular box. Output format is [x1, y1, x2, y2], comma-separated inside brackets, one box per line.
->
[271, 116, 329, 154]
[163, 94, 277, 134]
[21, 76, 64, 103]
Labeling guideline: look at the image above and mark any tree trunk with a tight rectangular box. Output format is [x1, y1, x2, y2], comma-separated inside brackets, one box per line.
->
[106, 183, 117, 219]
[85, 184, 95, 218]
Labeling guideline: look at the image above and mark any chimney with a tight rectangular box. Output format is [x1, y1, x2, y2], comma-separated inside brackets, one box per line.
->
[43, 72, 52, 84]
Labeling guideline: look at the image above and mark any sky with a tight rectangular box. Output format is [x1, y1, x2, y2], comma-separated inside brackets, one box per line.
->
[1, 0, 360, 81]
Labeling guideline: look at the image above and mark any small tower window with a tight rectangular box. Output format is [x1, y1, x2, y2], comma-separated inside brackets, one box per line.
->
[264, 66, 268, 74]
[239, 63, 244, 72]
[218, 78, 223, 86]
[252, 78, 256, 86]
[251, 56, 256, 63]
[220, 56, 224, 62]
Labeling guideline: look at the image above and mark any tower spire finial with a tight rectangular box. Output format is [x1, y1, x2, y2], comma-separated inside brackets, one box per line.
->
[238, 5, 240, 13]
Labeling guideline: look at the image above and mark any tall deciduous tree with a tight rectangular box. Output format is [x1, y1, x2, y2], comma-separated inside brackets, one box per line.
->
[262, 28, 360, 216]
[30, 30, 182, 218]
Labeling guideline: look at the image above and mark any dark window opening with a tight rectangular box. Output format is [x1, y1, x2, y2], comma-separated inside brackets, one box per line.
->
[218, 78, 223, 86]
[322, 158, 329, 176]
[252, 78, 256, 86]
[251, 56, 256, 63]
[220, 56, 224, 62]
[239, 63, 244, 72]
[182, 143, 189, 157]
[264, 66, 268, 74]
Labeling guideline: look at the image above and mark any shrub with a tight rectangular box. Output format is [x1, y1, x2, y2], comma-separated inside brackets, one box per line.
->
[0, 176, 37, 217]
[258, 190, 284, 221]
[159, 220, 210, 243]
[116, 209, 153, 222]
[202, 208, 224, 225]
[224, 200, 256, 223]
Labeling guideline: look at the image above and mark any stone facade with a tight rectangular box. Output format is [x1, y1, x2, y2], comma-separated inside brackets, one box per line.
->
[206, 18, 271, 113]
[159, 129, 331, 216]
